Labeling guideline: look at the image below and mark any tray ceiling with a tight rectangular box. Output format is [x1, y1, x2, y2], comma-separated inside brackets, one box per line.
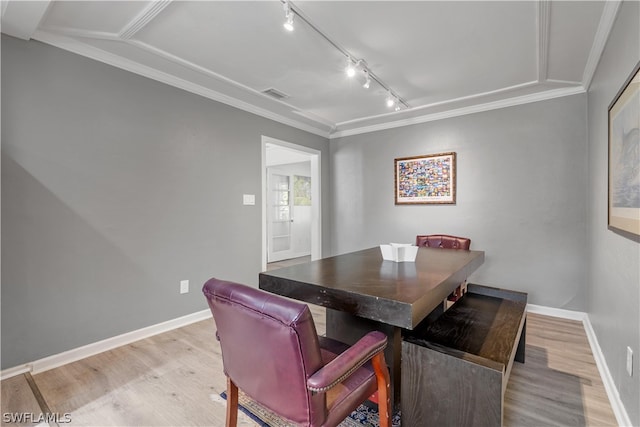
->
[1, 1, 620, 138]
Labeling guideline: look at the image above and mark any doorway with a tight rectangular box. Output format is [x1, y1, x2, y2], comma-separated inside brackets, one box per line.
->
[261, 136, 321, 271]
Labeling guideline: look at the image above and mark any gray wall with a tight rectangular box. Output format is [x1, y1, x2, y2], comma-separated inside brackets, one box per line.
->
[330, 94, 588, 310]
[587, 1, 640, 423]
[2, 10, 638, 420]
[1, 35, 330, 369]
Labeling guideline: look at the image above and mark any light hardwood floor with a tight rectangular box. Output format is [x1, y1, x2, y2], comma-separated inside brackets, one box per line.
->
[2, 309, 617, 427]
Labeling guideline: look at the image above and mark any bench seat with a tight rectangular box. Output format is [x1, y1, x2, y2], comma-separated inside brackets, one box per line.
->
[401, 284, 527, 427]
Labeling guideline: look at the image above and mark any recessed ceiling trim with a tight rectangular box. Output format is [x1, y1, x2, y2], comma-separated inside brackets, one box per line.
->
[23, 1, 612, 142]
[582, 0, 623, 90]
[1, 0, 52, 40]
[31, 30, 332, 138]
[537, 0, 551, 82]
[119, 0, 172, 40]
[126, 38, 333, 126]
[1, 0, 10, 18]
[335, 80, 540, 128]
[128, 38, 264, 92]
[290, 109, 336, 129]
[331, 86, 586, 139]
[40, 25, 120, 41]
[546, 79, 582, 86]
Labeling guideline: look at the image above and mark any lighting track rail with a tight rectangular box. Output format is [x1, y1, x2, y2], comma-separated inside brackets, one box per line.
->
[281, 0, 410, 111]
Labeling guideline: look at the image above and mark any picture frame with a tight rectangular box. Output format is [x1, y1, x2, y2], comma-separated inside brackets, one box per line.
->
[395, 152, 456, 205]
[608, 61, 640, 238]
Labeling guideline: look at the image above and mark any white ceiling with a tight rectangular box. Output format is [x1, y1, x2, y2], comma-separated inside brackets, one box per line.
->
[1, 1, 621, 138]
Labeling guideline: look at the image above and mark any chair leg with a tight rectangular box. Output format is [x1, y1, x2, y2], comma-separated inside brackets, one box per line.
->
[226, 377, 238, 427]
[371, 353, 391, 427]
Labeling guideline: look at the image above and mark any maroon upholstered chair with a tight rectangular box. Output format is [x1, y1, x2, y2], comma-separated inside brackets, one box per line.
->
[416, 234, 471, 303]
[415, 234, 471, 250]
[202, 278, 391, 427]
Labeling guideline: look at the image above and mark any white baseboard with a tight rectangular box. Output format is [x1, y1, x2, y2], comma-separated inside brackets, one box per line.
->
[526, 303, 588, 321]
[0, 364, 31, 381]
[1, 309, 212, 380]
[583, 316, 633, 427]
[527, 304, 631, 427]
[1, 304, 633, 426]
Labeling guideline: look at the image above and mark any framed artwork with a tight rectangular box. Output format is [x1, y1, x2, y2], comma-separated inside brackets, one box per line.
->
[608, 61, 640, 238]
[395, 152, 456, 205]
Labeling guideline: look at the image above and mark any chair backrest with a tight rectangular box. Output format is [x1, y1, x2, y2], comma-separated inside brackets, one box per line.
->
[202, 278, 326, 425]
[415, 234, 471, 250]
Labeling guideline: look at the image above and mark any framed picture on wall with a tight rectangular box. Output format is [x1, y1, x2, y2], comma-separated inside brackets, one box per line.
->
[608, 61, 640, 238]
[394, 152, 456, 205]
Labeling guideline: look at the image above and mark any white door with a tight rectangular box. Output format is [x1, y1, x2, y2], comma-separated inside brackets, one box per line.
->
[267, 170, 294, 262]
[262, 137, 321, 270]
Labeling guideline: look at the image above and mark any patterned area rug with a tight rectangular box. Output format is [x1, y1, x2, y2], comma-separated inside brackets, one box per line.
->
[220, 391, 401, 426]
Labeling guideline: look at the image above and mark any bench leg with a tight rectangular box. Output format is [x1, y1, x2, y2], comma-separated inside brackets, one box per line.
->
[515, 317, 526, 363]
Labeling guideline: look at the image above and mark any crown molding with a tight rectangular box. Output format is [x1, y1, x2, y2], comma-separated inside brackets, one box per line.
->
[330, 85, 585, 139]
[128, 38, 336, 131]
[23, 29, 589, 142]
[537, 0, 551, 81]
[31, 30, 332, 139]
[28, 0, 607, 143]
[119, 0, 172, 40]
[39, 25, 333, 133]
[25, 30, 589, 141]
[335, 80, 540, 129]
[0, 0, 52, 40]
[545, 78, 582, 86]
[582, 1, 623, 90]
[1, 0, 10, 19]
[39, 25, 120, 41]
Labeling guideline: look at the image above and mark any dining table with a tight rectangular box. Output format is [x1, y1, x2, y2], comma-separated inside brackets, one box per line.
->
[258, 246, 485, 409]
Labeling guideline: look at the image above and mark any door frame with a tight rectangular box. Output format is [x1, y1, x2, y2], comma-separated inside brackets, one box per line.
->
[261, 136, 322, 271]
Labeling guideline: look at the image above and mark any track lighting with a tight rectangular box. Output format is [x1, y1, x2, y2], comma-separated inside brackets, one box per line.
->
[278, 0, 410, 111]
[386, 93, 402, 111]
[346, 58, 357, 78]
[386, 93, 396, 108]
[362, 69, 371, 89]
[283, 1, 294, 31]
[284, 14, 294, 31]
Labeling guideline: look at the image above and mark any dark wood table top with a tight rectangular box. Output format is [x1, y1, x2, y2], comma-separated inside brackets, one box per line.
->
[259, 247, 485, 329]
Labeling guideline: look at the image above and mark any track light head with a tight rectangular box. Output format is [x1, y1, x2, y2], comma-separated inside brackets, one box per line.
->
[277, 1, 410, 111]
[284, 14, 294, 31]
[346, 58, 357, 78]
[386, 93, 396, 108]
[346, 67, 356, 78]
[362, 69, 371, 89]
[283, 1, 294, 31]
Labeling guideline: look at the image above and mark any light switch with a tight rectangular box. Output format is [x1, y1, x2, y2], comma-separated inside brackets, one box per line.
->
[243, 194, 256, 205]
[180, 280, 189, 294]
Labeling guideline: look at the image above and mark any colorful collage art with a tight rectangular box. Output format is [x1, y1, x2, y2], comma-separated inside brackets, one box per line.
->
[395, 153, 456, 204]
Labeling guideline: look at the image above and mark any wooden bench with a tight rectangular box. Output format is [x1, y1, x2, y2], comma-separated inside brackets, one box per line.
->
[401, 283, 527, 427]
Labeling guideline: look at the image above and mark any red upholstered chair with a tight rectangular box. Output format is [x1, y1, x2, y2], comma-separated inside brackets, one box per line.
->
[415, 234, 471, 250]
[202, 278, 391, 427]
[416, 234, 471, 304]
